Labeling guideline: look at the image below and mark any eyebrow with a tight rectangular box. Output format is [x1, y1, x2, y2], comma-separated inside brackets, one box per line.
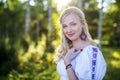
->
[61, 24, 68, 26]
[62, 20, 75, 24]
[70, 21, 76, 24]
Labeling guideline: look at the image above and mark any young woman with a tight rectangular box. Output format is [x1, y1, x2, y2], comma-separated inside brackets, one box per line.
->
[54, 7, 106, 80]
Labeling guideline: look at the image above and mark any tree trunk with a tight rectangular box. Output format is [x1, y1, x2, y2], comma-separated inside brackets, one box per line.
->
[48, 0, 53, 35]
[98, 0, 104, 49]
[25, 0, 30, 35]
[77, 0, 83, 10]
[118, 11, 120, 36]
[35, 0, 40, 40]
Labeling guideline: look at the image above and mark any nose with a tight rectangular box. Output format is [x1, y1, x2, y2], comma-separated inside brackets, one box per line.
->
[66, 26, 72, 33]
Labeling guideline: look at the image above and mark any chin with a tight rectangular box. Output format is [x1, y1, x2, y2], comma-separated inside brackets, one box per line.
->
[67, 36, 80, 41]
[68, 38, 76, 41]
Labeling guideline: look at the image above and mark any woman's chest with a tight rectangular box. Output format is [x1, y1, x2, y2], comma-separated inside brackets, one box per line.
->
[57, 51, 90, 77]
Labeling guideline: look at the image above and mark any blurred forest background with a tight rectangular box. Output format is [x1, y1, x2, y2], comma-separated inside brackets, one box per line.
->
[0, 0, 120, 80]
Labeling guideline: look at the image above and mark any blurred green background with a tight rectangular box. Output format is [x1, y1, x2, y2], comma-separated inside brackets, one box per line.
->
[0, 0, 120, 80]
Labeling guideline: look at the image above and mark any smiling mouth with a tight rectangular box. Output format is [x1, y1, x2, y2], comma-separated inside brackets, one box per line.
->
[67, 33, 75, 37]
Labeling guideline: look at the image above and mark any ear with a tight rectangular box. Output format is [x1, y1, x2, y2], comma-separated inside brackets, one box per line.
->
[80, 22, 85, 26]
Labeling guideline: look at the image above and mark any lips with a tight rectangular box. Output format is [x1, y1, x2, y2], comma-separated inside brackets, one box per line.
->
[67, 33, 75, 37]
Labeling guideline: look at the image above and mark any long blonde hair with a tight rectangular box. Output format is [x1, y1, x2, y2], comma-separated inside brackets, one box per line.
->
[54, 7, 96, 62]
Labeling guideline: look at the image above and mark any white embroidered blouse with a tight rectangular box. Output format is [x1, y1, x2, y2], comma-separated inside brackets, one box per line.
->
[57, 45, 106, 80]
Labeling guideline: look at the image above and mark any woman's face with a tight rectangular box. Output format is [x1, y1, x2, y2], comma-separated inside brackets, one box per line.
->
[61, 14, 83, 41]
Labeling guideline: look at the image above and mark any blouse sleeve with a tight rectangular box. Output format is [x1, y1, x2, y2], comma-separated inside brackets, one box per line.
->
[74, 46, 106, 80]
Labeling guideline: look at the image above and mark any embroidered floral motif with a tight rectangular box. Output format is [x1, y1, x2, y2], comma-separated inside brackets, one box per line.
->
[92, 48, 98, 80]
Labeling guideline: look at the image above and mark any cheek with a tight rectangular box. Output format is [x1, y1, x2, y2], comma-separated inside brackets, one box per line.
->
[76, 27, 82, 34]
[75, 26, 81, 32]
[62, 29, 67, 36]
[63, 29, 66, 34]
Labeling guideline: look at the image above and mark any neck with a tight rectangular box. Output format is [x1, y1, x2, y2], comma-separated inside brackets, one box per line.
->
[72, 39, 89, 49]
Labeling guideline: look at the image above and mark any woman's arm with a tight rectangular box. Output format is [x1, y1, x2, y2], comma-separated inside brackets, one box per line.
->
[64, 60, 78, 80]
[64, 48, 80, 80]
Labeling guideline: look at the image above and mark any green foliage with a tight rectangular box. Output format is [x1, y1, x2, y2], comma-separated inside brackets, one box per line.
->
[103, 1, 120, 47]
[7, 53, 59, 80]
[0, 0, 25, 38]
[0, 0, 59, 80]
[102, 46, 120, 80]
[0, 37, 19, 76]
[0, 34, 60, 80]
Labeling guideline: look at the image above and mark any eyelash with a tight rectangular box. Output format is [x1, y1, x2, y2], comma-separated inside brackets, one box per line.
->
[62, 23, 76, 28]
[63, 25, 67, 28]
[71, 23, 76, 26]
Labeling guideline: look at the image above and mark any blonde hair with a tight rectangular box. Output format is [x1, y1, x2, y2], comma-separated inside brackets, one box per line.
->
[54, 7, 96, 62]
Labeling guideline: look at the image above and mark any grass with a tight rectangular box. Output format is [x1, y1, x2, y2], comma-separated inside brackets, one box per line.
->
[102, 46, 120, 80]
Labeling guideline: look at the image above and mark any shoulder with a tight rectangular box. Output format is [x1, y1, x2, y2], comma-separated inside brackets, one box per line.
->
[83, 44, 97, 52]
[84, 45, 102, 60]
[86, 44, 100, 52]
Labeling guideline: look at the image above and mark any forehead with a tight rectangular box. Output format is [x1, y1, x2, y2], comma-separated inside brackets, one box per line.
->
[62, 14, 80, 24]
